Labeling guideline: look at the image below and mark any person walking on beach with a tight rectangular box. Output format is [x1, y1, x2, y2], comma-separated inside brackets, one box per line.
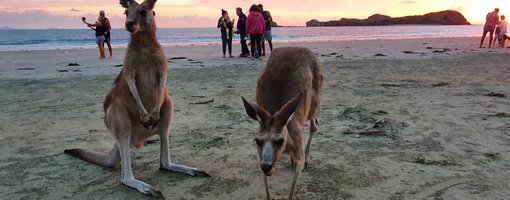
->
[480, 8, 500, 48]
[235, 7, 250, 57]
[83, 10, 109, 59]
[217, 9, 234, 58]
[246, 4, 265, 59]
[258, 4, 273, 56]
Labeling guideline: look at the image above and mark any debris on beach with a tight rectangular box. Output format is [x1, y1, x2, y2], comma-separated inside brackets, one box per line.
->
[412, 155, 458, 166]
[485, 92, 506, 98]
[190, 99, 214, 105]
[432, 82, 449, 87]
[169, 56, 187, 60]
[343, 130, 388, 137]
[17, 67, 35, 71]
[68, 63, 80, 66]
[493, 113, 510, 118]
[114, 64, 123, 67]
[87, 129, 98, 133]
[374, 53, 387, 57]
[379, 83, 401, 87]
[57, 69, 68, 73]
[432, 48, 451, 53]
[403, 51, 420, 54]
[484, 152, 501, 159]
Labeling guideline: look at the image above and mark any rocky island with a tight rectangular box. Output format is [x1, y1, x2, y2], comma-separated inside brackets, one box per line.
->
[306, 10, 470, 26]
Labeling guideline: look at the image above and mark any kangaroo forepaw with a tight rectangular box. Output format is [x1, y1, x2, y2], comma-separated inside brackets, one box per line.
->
[149, 118, 159, 129]
[140, 117, 160, 129]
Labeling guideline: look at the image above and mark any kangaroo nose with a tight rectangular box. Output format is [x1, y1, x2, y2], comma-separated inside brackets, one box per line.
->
[125, 21, 135, 30]
[260, 162, 273, 175]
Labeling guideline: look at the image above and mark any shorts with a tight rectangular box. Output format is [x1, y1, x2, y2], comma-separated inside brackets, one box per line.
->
[104, 34, 111, 45]
[96, 35, 105, 45]
[483, 24, 496, 33]
[263, 30, 272, 42]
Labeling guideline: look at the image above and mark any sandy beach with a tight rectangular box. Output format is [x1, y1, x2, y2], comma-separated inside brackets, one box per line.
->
[1, 37, 509, 199]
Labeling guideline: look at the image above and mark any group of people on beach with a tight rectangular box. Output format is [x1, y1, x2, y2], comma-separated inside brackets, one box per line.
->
[480, 8, 509, 48]
[83, 11, 113, 59]
[217, 4, 273, 59]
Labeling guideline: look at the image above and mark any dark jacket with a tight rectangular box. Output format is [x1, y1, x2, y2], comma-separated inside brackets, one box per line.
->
[237, 13, 247, 34]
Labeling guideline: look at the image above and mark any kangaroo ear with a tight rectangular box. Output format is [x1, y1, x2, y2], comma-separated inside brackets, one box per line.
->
[141, 0, 157, 10]
[274, 93, 302, 126]
[120, 0, 137, 8]
[242, 96, 269, 123]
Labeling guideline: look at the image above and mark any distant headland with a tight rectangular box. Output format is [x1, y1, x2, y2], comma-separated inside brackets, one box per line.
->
[306, 10, 470, 27]
[0, 26, 16, 30]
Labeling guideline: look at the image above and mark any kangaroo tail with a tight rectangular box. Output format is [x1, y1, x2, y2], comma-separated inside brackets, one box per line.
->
[64, 145, 120, 168]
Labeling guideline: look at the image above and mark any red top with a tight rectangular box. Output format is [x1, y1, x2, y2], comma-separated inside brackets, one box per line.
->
[246, 11, 266, 35]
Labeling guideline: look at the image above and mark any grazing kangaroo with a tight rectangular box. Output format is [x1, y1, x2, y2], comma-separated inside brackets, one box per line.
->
[64, 0, 209, 197]
[242, 47, 323, 200]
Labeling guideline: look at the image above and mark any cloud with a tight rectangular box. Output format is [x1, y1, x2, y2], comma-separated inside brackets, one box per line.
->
[401, 1, 417, 4]
[449, 6, 464, 12]
[0, 10, 218, 28]
[154, 15, 218, 28]
[69, 8, 82, 12]
[0, 10, 88, 29]
[2, 8, 19, 11]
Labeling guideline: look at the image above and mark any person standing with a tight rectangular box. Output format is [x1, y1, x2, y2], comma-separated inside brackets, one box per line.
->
[100, 11, 113, 58]
[246, 4, 265, 59]
[83, 10, 108, 59]
[217, 9, 234, 58]
[235, 7, 250, 57]
[258, 4, 273, 56]
[480, 8, 500, 48]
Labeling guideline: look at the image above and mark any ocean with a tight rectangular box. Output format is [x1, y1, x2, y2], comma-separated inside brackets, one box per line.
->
[0, 25, 482, 51]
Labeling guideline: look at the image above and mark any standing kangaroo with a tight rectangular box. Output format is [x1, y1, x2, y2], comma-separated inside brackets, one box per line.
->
[64, 0, 209, 197]
[242, 47, 323, 200]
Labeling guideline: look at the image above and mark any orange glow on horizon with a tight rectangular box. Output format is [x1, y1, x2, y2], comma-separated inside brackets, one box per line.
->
[1, 0, 507, 28]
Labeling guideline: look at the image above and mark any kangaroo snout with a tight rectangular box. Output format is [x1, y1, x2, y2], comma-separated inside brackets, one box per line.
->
[260, 162, 274, 176]
[125, 21, 136, 32]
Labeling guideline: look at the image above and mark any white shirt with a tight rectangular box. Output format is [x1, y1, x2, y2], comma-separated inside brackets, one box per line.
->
[500, 20, 508, 35]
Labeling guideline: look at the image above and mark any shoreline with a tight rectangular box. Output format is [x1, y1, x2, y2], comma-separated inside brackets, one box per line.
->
[1, 37, 509, 80]
[0, 35, 484, 52]
[0, 25, 484, 52]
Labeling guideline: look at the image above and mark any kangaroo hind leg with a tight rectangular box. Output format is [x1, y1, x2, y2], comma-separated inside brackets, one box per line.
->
[157, 97, 210, 177]
[305, 117, 318, 164]
[110, 105, 163, 197]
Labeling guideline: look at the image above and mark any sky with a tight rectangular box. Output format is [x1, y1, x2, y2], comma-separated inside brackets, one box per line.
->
[0, 0, 507, 29]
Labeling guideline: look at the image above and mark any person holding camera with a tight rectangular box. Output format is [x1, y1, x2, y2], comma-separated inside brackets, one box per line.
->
[83, 11, 112, 59]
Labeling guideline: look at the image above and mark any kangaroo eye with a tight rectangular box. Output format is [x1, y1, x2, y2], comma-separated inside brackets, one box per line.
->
[274, 138, 284, 147]
[140, 10, 147, 16]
